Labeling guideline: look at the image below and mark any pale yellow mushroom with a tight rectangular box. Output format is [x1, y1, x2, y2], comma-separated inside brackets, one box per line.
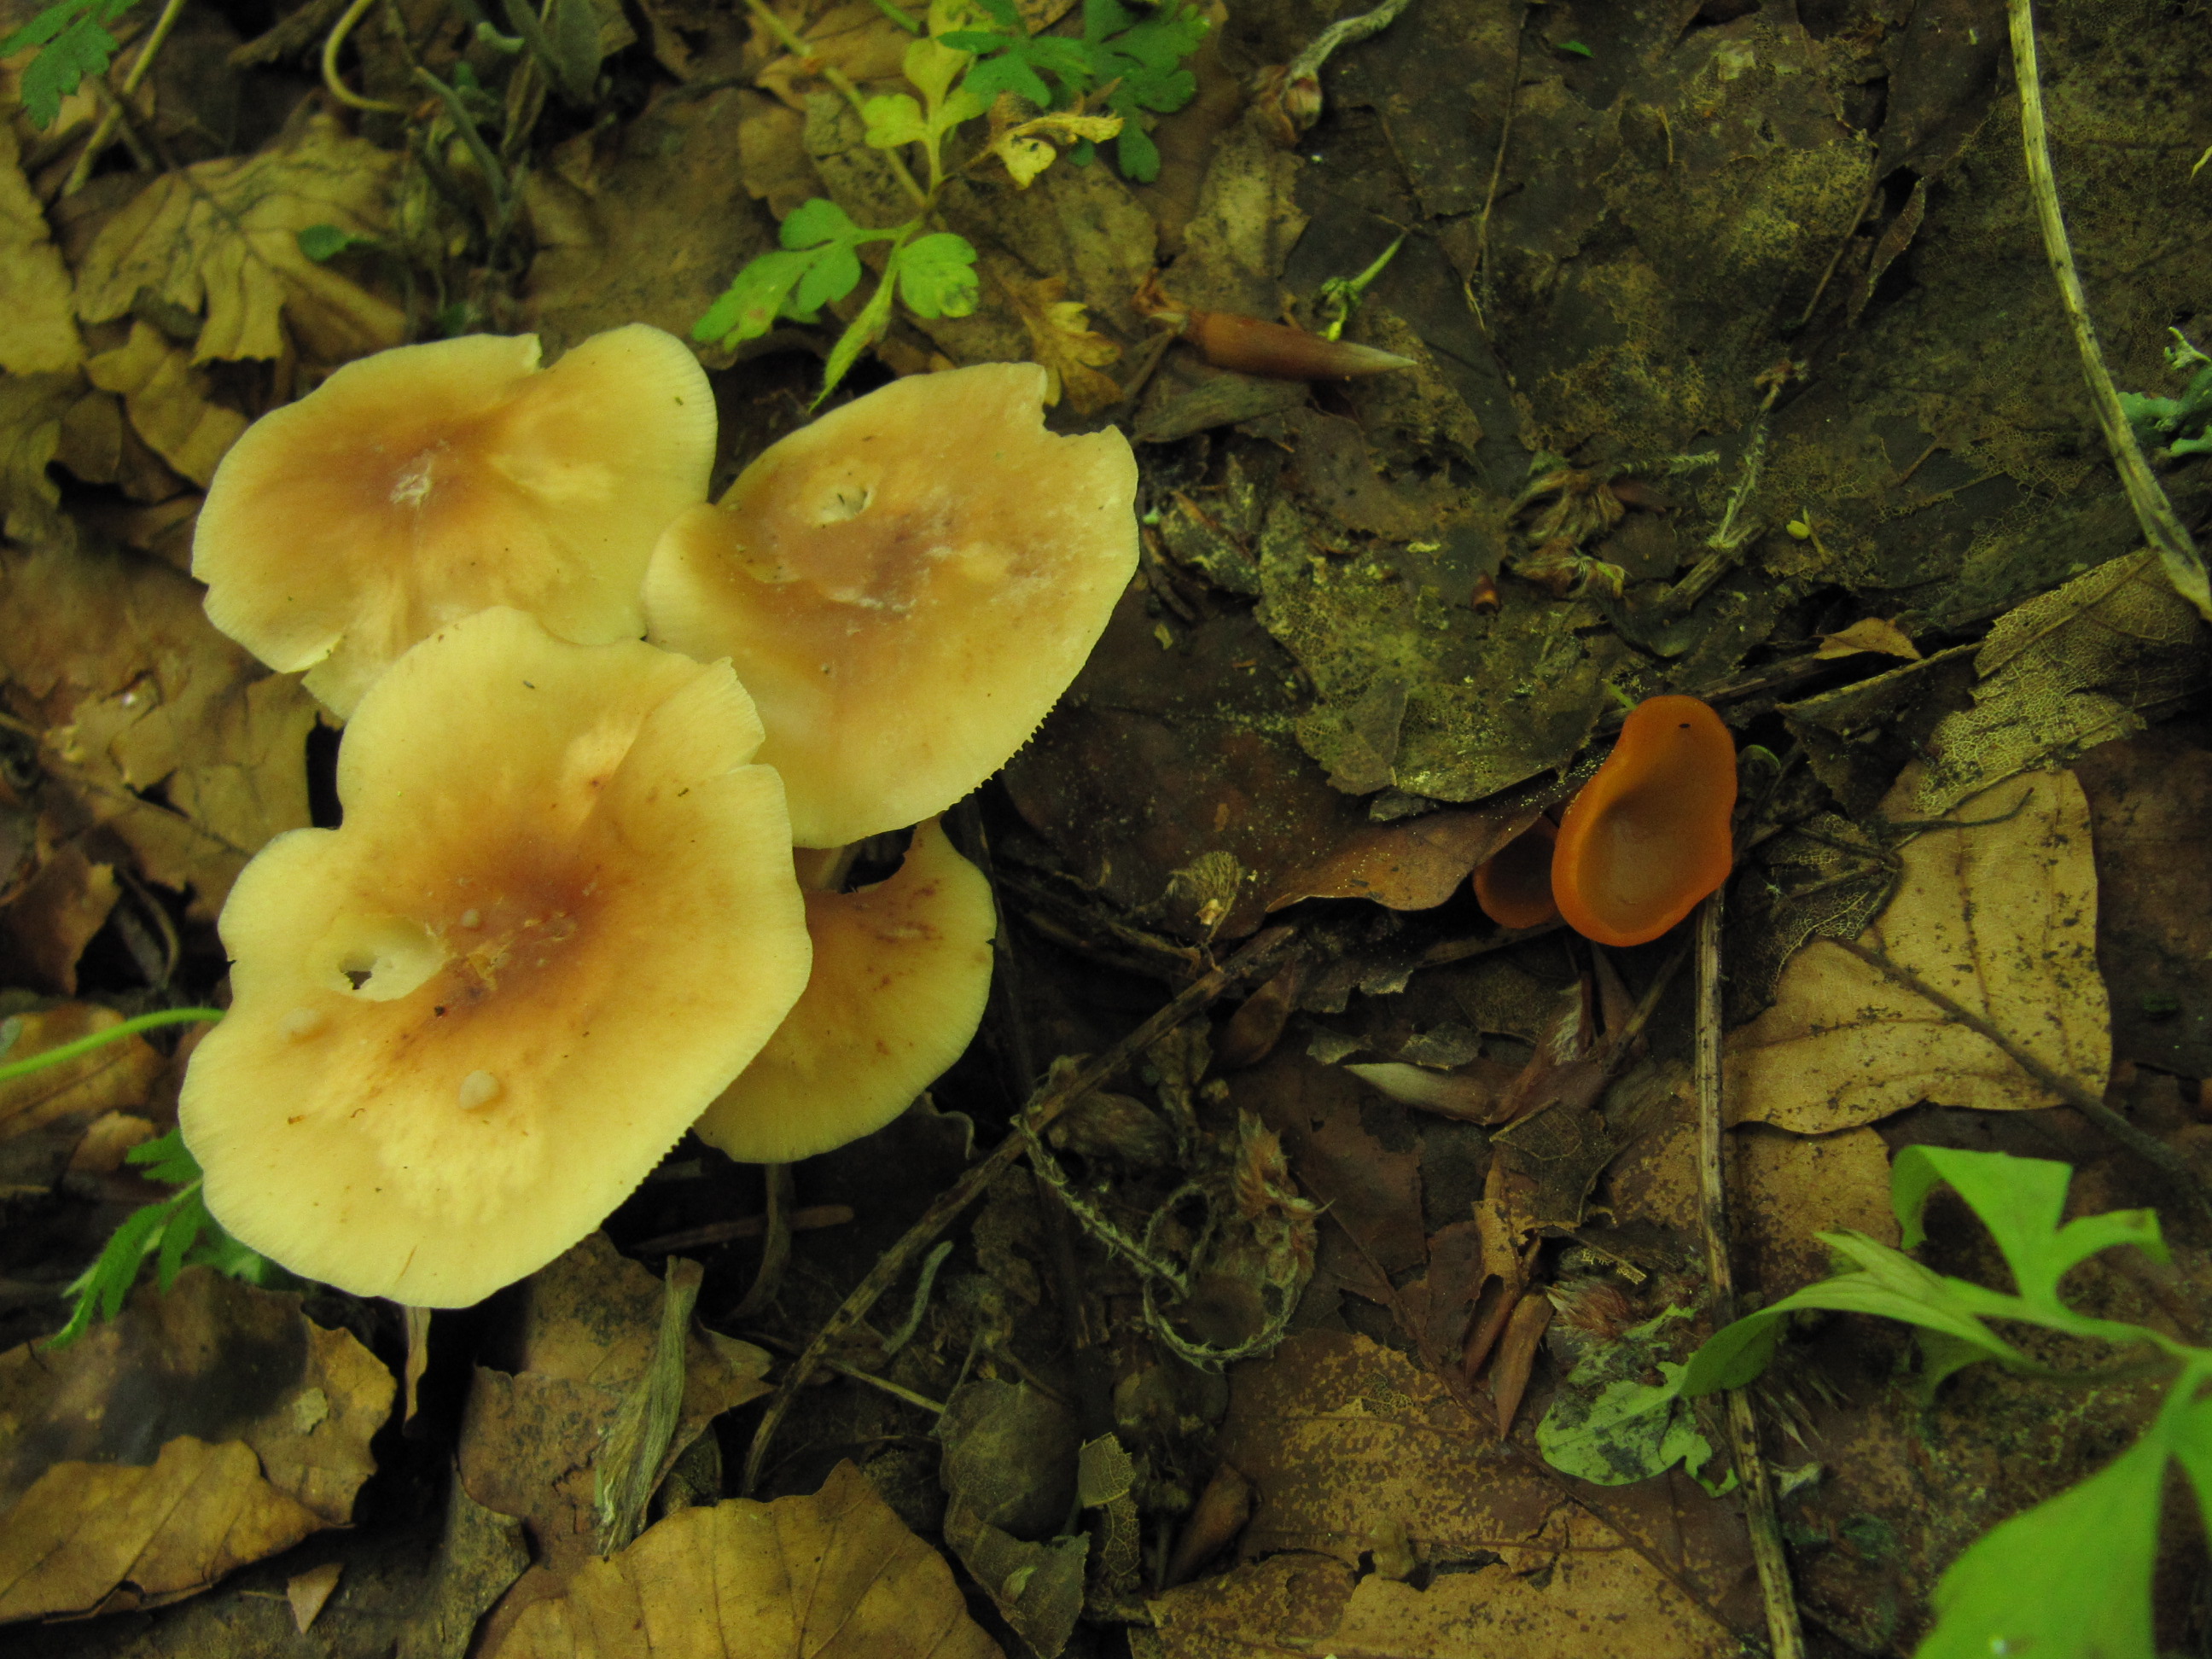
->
[195, 325, 715, 717]
[643, 362, 1138, 847]
[179, 608, 811, 1307]
[693, 819, 995, 1163]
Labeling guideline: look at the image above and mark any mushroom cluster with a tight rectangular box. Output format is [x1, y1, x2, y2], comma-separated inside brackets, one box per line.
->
[1471, 694, 1738, 946]
[181, 330, 1138, 1305]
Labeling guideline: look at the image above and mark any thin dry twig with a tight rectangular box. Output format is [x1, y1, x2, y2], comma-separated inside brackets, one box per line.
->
[1692, 894, 1805, 1659]
[2006, 0, 2210, 620]
[739, 923, 1309, 1493]
[1828, 934, 2212, 1221]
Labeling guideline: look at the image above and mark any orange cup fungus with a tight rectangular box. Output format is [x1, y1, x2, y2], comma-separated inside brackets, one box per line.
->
[1550, 695, 1738, 946]
[695, 818, 996, 1164]
[179, 608, 812, 1306]
[1471, 815, 1560, 930]
[194, 325, 714, 718]
[643, 361, 1138, 847]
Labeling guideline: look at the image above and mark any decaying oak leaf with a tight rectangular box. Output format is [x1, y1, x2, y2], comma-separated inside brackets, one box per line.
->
[0, 540, 319, 917]
[0, 833, 119, 997]
[1912, 551, 2212, 816]
[1217, 1329, 1755, 1628]
[0, 124, 81, 373]
[0, 1002, 161, 1198]
[0, 1268, 393, 1621]
[935, 1381, 1087, 1658]
[1004, 272, 1121, 414]
[0, 1435, 323, 1621]
[1147, 1545, 1738, 1659]
[1725, 769, 2107, 1133]
[459, 1236, 772, 1584]
[1814, 616, 1920, 661]
[0, 372, 78, 553]
[488, 1461, 998, 1659]
[73, 114, 404, 364]
[84, 322, 249, 488]
[0, 1267, 395, 1530]
[985, 104, 1123, 189]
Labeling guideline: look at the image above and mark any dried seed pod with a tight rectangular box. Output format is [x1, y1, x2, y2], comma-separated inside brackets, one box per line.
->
[1132, 271, 1413, 381]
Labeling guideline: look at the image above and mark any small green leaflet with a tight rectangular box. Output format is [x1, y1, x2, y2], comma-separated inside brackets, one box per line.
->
[1680, 1146, 2165, 1400]
[1, 0, 139, 129]
[894, 231, 978, 319]
[944, 0, 1096, 108]
[297, 224, 375, 263]
[693, 199, 898, 351]
[942, 0, 1208, 182]
[1679, 1145, 2212, 1659]
[1536, 1307, 1730, 1493]
[1082, 0, 1205, 181]
[45, 1129, 286, 1349]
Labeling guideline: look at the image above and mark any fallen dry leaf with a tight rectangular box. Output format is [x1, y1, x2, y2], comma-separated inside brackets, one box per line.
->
[287, 1560, 343, 1633]
[488, 1460, 999, 1659]
[1815, 615, 1921, 661]
[0, 372, 79, 553]
[460, 1235, 772, 1583]
[1, 539, 320, 917]
[0, 1435, 324, 1621]
[1216, 1327, 1755, 1633]
[0, 831, 119, 995]
[1605, 1109, 1901, 1300]
[0, 1002, 162, 1198]
[0, 124, 81, 374]
[2074, 718, 2212, 1078]
[1003, 272, 1121, 415]
[73, 113, 405, 364]
[1913, 551, 2212, 816]
[84, 321, 249, 488]
[0, 1266, 395, 1528]
[1726, 768, 2107, 1132]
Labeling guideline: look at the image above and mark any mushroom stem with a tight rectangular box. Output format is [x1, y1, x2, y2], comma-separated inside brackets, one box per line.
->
[731, 1163, 795, 1319]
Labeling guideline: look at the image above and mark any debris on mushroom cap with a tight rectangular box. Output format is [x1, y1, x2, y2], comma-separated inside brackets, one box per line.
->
[194, 324, 716, 719]
[693, 818, 995, 1164]
[178, 608, 811, 1307]
[643, 362, 1139, 847]
[1551, 694, 1738, 947]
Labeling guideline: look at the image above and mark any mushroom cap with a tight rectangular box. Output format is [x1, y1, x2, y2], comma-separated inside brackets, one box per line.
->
[179, 608, 811, 1306]
[1551, 695, 1738, 946]
[194, 324, 716, 718]
[692, 818, 995, 1163]
[643, 362, 1138, 847]
[1472, 815, 1560, 930]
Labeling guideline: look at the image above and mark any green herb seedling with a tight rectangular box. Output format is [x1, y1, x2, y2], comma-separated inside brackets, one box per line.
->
[2118, 329, 2212, 462]
[1681, 1145, 2211, 1659]
[0, 1008, 282, 1348]
[0, 0, 140, 129]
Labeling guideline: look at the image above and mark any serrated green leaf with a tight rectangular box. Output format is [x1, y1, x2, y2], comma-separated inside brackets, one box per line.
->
[2, 0, 137, 128]
[126, 1126, 201, 1187]
[154, 1189, 207, 1291]
[864, 91, 930, 149]
[893, 232, 979, 319]
[1111, 106, 1161, 180]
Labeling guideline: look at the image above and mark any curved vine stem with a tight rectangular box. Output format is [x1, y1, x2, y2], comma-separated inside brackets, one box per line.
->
[323, 0, 408, 114]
